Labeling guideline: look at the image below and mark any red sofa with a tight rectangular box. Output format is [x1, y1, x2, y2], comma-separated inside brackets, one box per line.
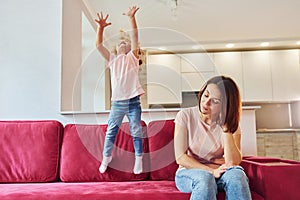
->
[0, 120, 299, 200]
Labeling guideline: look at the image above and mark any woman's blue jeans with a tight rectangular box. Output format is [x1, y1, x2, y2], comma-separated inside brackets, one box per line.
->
[175, 166, 252, 200]
[103, 96, 143, 157]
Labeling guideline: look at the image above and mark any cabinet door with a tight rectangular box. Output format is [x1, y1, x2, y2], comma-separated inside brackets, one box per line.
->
[180, 53, 215, 72]
[181, 72, 217, 92]
[147, 54, 182, 104]
[270, 50, 300, 101]
[242, 51, 273, 101]
[180, 53, 216, 92]
[213, 52, 244, 99]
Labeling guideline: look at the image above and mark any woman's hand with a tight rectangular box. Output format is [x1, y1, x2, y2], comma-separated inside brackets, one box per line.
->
[123, 6, 139, 18]
[212, 164, 227, 178]
[95, 12, 112, 29]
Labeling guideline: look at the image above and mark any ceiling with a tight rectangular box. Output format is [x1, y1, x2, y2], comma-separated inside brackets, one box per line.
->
[83, 0, 300, 51]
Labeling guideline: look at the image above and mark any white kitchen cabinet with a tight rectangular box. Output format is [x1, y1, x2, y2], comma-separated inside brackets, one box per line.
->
[181, 72, 217, 92]
[180, 53, 217, 92]
[269, 50, 300, 101]
[213, 52, 244, 99]
[181, 73, 203, 92]
[147, 54, 182, 104]
[146, 49, 300, 104]
[242, 51, 273, 101]
[180, 53, 215, 72]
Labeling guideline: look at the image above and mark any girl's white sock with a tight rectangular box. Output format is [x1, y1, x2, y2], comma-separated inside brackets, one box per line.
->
[133, 155, 143, 174]
[99, 156, 112, 173]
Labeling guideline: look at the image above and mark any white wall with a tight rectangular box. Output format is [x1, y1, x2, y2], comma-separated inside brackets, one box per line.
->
[0, 0, 66, 123]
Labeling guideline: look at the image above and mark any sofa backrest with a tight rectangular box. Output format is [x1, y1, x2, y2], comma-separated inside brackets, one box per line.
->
[0, 119, 179, 183]
[0, 120, 63, 183]
[60, 121, 149, 182]
[59, 119, 179, 182]
[147, 119, 178, 180]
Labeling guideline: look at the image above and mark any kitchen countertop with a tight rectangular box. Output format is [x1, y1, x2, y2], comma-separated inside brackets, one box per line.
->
[61, 106, 261, 115]
[257, 128, 300, 133]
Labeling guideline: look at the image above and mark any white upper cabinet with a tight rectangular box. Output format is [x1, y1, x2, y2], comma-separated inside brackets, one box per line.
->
[180, 53, 216, 91]
[269, 50, 300, 101]
[147, 54, 182, 104]
[213, 52, 244, 99]
[180, 53, 215, 72]
[181, 72, 216, 92]
[242, 51, 273, 102]
[146, 49, 300, 104]
[181, 72, 203, 92]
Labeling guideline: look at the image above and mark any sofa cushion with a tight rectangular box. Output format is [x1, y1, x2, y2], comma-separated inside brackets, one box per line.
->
[0, 181, 263, 200]
[147, 119, 179, 180]
[0, 181, 190, 200]
[0, 120, 63, 183]
[60, 121, 149, 182]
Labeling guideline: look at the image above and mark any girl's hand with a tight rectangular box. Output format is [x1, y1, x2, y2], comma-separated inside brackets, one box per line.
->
[95, 12, 112, 29]
[123, 6, 139, 18]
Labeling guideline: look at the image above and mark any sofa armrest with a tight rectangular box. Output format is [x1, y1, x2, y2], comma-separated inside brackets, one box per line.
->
[241, 156, 300, 200]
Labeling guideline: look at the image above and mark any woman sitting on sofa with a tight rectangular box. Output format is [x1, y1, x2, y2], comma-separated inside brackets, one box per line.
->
[174, 75, 251, 200]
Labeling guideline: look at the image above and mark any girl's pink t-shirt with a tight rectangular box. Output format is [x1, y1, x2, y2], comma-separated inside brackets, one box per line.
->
[174, 106, 225, 166]
[108, 51, 145, 101]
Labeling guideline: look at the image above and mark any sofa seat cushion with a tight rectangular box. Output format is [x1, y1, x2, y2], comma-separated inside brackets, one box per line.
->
[0, 181, 190, 200]
[0, 120, 63, 183]
[0, 181, 189, 200]
[0, 181, 263, 200]
[60, 122, 149, 182]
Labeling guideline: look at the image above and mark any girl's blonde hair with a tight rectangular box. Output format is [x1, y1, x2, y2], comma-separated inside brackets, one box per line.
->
[119, 29, 130, 41]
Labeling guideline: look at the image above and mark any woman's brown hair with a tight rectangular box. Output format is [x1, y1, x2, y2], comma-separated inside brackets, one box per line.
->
[198, 75, 241, 133]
